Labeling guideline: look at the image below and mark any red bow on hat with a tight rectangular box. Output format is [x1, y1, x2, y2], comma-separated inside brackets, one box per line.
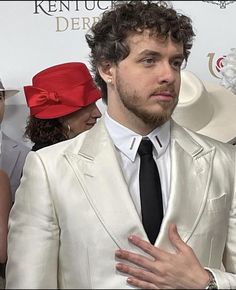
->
[24, 81, 101, 119]
[26, 87, 61, 107]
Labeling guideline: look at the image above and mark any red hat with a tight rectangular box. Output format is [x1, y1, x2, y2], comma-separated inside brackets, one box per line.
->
[24, 62, 101, 119]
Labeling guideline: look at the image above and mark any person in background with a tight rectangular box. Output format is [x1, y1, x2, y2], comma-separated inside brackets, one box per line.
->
[6, 1, 236, 289]
[24, 62, 102, 151]
[0, 170, 12, 289]
[0, 79, 30, 201]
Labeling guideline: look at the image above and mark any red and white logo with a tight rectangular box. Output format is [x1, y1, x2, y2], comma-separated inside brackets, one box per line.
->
[207, 53, 226, 79]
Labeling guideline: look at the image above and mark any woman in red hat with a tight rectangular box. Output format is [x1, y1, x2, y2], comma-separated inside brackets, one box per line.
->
[0, 169, 11, 288]
[24, 62, 102, 151]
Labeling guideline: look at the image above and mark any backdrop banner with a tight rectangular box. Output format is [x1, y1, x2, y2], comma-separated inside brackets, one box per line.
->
[1, 1, 236, 145]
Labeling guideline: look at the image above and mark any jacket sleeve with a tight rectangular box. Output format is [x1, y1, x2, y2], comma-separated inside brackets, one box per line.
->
[210, 149, 236, 289]
[6, 151, 59, 289]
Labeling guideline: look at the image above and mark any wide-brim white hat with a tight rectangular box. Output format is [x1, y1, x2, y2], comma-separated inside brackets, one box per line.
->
[172, 70, 236, 144]
[0, 79, 19, 99]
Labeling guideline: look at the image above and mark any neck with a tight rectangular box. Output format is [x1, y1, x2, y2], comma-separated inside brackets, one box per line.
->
[108, 104, 156, 136]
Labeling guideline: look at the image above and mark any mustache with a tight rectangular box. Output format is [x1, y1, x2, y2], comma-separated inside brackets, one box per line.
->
[151, 85, 177, 97]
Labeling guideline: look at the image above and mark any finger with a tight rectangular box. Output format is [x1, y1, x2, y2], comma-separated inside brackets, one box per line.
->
[115, 249, 155, 270]
[116, 262, 159, 289]
[127, 276, 158, 289]
[168, 224, 185, 253]
[128, 235, 166, 260]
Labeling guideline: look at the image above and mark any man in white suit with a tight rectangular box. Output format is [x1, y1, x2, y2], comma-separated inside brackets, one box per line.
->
[6, 1, 236, 289]
[0, 80, 30, 200]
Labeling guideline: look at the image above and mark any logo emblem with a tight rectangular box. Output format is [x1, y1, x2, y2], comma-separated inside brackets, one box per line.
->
[202, 1, 235, 8]
[207, 53, 226, 78]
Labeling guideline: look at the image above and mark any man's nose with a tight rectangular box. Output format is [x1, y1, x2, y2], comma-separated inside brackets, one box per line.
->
[157, 62, 176, 84]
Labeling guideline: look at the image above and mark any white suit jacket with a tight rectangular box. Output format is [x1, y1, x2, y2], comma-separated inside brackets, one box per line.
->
[0, 133, 30, 200]
[6, 119, 236, 289]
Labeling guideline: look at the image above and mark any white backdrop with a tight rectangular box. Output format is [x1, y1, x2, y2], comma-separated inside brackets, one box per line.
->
[1, 0, 236, 145]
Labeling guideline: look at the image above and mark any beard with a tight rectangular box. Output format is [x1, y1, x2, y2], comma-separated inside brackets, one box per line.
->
[116, 76, 178, 128]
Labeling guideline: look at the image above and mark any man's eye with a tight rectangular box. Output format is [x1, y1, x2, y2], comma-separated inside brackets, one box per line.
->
[142, 58, 155, 65]
[172, 59, 184, 70]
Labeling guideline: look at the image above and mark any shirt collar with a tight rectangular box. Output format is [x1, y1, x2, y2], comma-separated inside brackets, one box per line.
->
[104, 111, 170, 162]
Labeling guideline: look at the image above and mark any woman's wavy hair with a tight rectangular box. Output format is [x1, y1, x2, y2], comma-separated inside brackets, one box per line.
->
[24, 116, 68, 146]
[86, 0, 195, 103]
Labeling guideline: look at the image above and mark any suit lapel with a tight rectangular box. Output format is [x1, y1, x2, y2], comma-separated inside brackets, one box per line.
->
[65, 119, 146, 249]
[65, 119, 215, 251]
[157, 121, 215, 251]
[1, 134, 20, 177]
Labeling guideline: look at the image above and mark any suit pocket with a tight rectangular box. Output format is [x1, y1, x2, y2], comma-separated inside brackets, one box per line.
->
[207, 193, 227, 213]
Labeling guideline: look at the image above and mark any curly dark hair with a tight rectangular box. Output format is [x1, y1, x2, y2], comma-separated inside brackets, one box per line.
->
[24, 116, 68, 149]
[86, 0, 195, 103]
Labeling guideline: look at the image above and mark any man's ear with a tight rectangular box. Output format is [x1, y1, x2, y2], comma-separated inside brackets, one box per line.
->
[98, 61, 114, 84]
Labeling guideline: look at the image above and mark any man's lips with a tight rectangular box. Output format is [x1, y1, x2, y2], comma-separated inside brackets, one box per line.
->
[150, 91, 175, 101]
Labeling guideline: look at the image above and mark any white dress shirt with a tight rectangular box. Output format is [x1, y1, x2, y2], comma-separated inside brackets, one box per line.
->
[104, 112, 171, 219]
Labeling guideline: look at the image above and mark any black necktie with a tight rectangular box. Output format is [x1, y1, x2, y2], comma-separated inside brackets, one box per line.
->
[138, 139, 163, 244]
